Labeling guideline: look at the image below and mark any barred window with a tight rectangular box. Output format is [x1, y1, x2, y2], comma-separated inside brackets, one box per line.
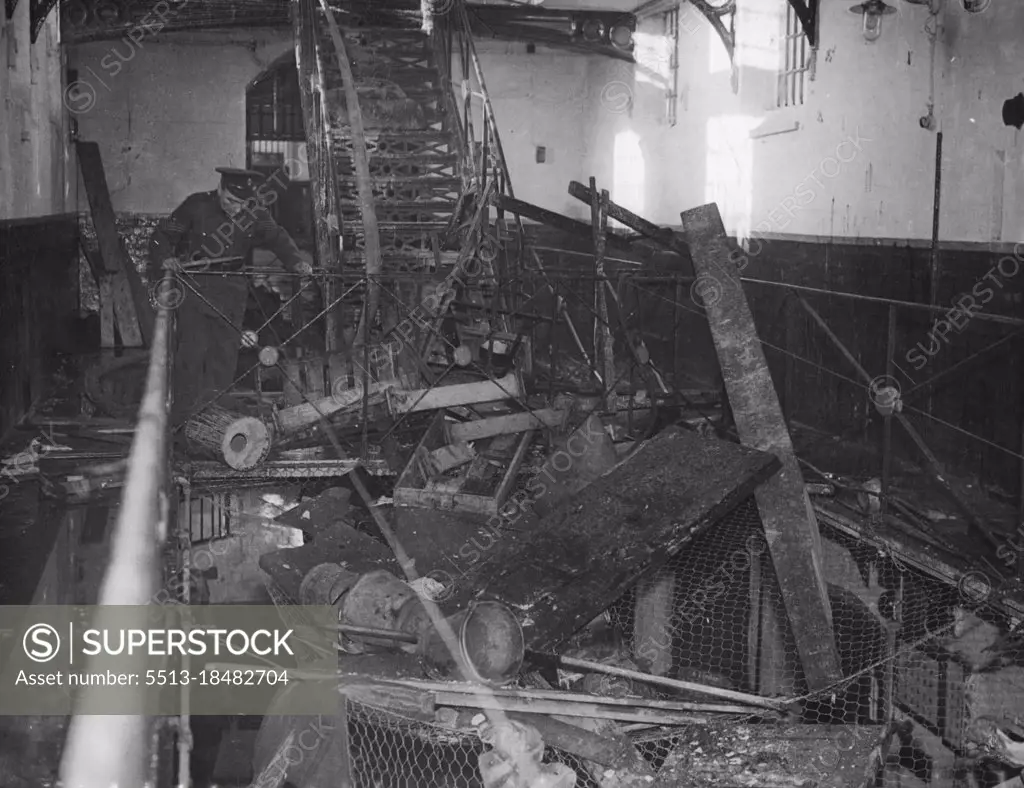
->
[777, 1, 809, 108]
[663, 6, 680, 126]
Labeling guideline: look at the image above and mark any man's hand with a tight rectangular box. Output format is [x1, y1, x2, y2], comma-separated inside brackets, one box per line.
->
[293, 251, 314, 276]
[161, 257, 183, 272]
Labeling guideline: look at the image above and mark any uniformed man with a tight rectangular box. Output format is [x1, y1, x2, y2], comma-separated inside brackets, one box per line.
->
[148, 167, 313, 425]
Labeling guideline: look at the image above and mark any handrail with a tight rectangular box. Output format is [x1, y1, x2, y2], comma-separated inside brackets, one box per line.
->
[59, 272, 177, 788]
[433, 2, 527, 248]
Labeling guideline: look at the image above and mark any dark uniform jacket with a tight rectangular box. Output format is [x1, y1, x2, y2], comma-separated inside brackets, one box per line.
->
[147, 190, 306, 279]
[149, 190, 307, 424]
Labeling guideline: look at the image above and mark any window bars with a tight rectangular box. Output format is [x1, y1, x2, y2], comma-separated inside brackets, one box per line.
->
[664, 5, 680, 127]
[777, 0, 809, 109]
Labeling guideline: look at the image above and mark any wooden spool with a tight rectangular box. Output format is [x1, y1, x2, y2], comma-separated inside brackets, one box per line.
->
[185, 405, 273, 470]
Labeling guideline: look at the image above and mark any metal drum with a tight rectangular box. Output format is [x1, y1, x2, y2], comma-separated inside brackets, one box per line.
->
[420, 601, 524, 686]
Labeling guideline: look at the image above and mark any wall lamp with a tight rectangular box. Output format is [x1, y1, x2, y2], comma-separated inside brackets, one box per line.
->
[849, 0, 896, 42]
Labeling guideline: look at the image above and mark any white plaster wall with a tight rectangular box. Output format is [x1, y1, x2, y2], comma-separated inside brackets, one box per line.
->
[568, 0, 1024, 244]
[466, 39, 595, 219]
[67, 30, 292, 215]
[0, 5, 66, 220]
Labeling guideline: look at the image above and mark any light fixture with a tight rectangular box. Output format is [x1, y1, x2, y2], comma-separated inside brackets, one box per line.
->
[849, 0, 896, 41]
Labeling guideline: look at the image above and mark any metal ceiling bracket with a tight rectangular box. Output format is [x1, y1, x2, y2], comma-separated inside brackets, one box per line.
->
[30, 0, 61, 41]
[787, 0, 818, 46]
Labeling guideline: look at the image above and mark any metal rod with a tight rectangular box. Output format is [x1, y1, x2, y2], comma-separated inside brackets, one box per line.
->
[60, 272, 176, 788]
[902, 328, 1024, 405]
[338, 624, 419, 644]
[881, 304, 896, 516]
[318, 0, 382, 345]
[796, 294, 1002, 551]
[746, 277, 1024, 326]
[549, 654, 787, 711]
[928, 131, 944, 421]
[929, 131, 943, 309]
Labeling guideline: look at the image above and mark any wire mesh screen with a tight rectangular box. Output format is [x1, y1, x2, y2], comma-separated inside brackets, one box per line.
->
[345, 700, 731, 788]
[326, 494, 1024, 787]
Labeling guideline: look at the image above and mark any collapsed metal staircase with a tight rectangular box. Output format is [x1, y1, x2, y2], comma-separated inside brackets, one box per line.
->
[294, 0, 518, 356]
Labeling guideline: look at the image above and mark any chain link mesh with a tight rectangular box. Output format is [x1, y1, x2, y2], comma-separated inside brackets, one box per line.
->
[304, 495, 1024, 787]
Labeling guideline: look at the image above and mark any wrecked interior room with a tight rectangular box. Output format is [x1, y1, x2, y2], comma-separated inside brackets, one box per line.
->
[5, 0, 1024, 785]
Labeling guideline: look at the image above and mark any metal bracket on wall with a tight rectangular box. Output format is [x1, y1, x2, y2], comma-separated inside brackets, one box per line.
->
[786, 0, 818, 47]
[30, 0, 61, 41]
[690, 0, 736, 70]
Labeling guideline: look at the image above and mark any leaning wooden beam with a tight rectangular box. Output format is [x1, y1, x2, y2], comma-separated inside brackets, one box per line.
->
[494, 193, 640, 251]
[317, 0, 383, 346]
[273, 382, 393, 434]
[590, 180, 617, 412]
[77, 141, 147, 348]
[448, 408, 567, 443]
[680, 203, 842, 693]
[568, 180, 690, 262]
[388, 371, 522, 414]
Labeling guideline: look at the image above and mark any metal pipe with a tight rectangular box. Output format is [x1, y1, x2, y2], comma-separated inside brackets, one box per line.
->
[338, 624, 419, 644]
[178, 480, 193, 788]
[59, 272, 176, 788]
[929, 131, 943, 309]
[746, 277, 1024, 326]
[881, 304, 896, 515]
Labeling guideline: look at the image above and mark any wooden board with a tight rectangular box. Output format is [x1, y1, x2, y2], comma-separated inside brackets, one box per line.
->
[387, 371, 522, 415]
[459, 426, 780, 653]
[76, 141, 149, 347]
[393, 411, 533, 516]
[448, 408, 566, 443]
[680, 202, 843, 693]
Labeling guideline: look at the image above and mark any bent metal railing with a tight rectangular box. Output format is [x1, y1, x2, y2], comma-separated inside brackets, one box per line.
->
[58, 272, 178, 788]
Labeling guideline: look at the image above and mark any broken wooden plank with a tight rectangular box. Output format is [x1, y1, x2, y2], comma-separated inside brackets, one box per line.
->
[590, 180, 617, 412]
[680, 202, 842, 693]
[273, 381, 393, 434]
[387, 372, 522, 415]
[493, 193, 641, 252]
[76, 141, 148, 347]
[98, 276, 115, 348]
[427, 442, 476, 475]
[568, 180, 691, 263]
[447, 408, 566, 443]
[458, 426, 780, 653]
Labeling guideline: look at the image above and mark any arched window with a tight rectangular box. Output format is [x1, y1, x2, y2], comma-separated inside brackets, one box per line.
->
[245, 52, 312, 249]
